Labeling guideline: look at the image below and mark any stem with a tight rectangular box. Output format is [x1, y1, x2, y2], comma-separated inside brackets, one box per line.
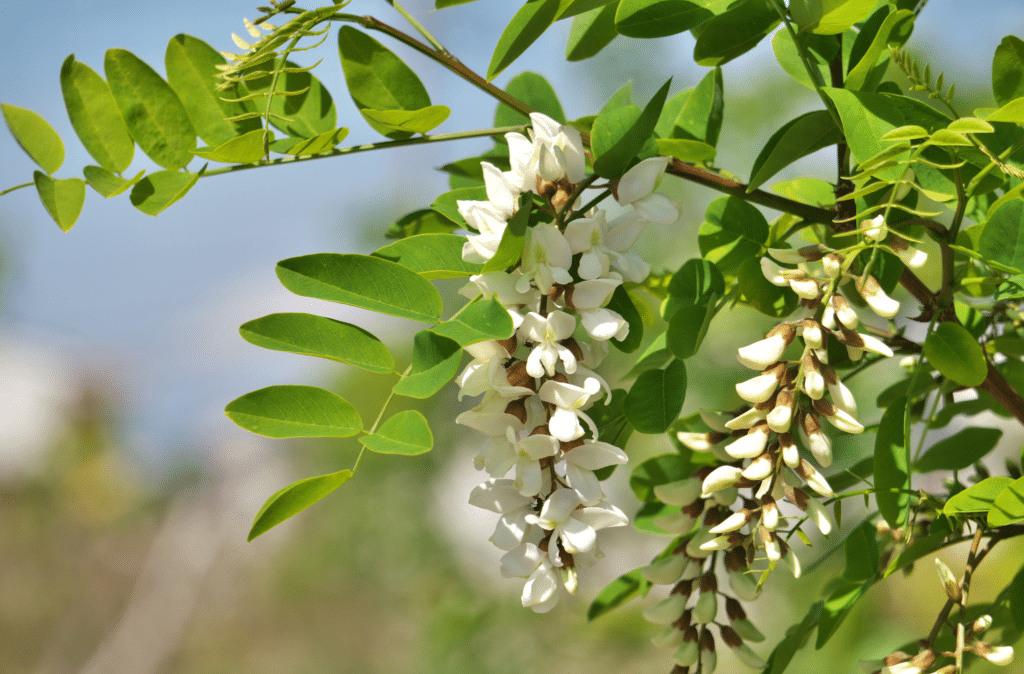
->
[955, 526, 986, 672]
[0, 181, 33, 197]
[201, 125, 526, 178]
[352, 363, 411, 473]
[384, 0, 450, 54]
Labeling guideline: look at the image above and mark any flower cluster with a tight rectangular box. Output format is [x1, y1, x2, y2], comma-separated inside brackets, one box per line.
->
[640, 222, 917, 671]
[457, 113, 679, 611]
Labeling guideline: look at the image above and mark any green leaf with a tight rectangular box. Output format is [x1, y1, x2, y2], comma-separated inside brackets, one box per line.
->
[663, 258, 724, 319]
[614, 0, 712, 39]
[815, 581, 870, 648]
[883, 529, 951, 578]
[558, 0, 620, 20]
[192, 128, 271, 164]
[129, 168, 203, 216]
[1009, 563, 1024, 630]
[739, 255, 800, 318]
[844, 9, 914, 91]
[225, 385, 363, 438]
[947, 117, 995, 134]
[762, 602, 822, 674]
[993, 36, 1024, 108]
[916, 428, 1003, 473]
[980, 198, 1024, 272]
[770, 177, 836, 208]
[247, 469, 354, 541]
[875, 396, 909, 529]
[359, 410, 433, 455]
[59, 56, 135, 173]
[82, 166, 145, 198]
[771, 29, 835, 89]
[666, 303, 713, 359]
[359, 106, 450, 135]
[791, 0, 876, 34]
[373, 233, 482, 280]
[588, 387, 633, 447]
[656, 138, 716, 163]
[165, 34, 261, 147]
[385, 209, 459, 239]
[670, 67, 724, 146]
[607, 285, 644, 353]
[944, 476, 1014, 516]
[494, 72, 566, 127]
[843, 520, 880, 582]
[239, 57, 337, 139]
[1, 103, 64, 175]
[698, 195, 769, 272]
[482, 194, 534, 273]
[566, 3, 619, 61]
[587, 569, 643, 621]
[431, 297, 514, 346]
[692, 0, 779, 67]
[624, 358, 686, 434]
[104, 48, 196, 170]
[983, 97, 1024, 125]
[923, 323, 988, 387]
[487, 0, 562, 80]
[437, 0, 481, 6]
[239, 313, 395, 373]
[33, 172, 85, 232]
[630, 453, 691, 502]
[996, 274, 1024, 301]
[821, 88, 906, 179]
[392, 331, 462, 399]
[591, 79, 671, 178]
[271, 128, 349, 156]
[432, 185, 488, 229]
[747, 110, 841, 191]
[276, 254, 444, 323]
[988, 476, 1024, 527]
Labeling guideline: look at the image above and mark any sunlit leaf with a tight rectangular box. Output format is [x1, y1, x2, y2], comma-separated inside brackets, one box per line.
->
[487, 0, 562, 80]
[239, 313, 395, 373]
[923, 323, 988, 387]
[392, 331, 462, 398]
[431, 297, 514, 346]
[247, 469, 354, 541]
[59, 56, 134, 172]
[225, 385, 363, 438]
[2, 103, 64, 174]
[129, 168, 203, 215]
[373, 233, 482, 280]
[359, 410, 433, 455]
[33, 171, 85, 232]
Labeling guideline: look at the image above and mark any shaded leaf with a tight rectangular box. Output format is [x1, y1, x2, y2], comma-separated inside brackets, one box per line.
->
[82, 166, 145, 198]
[843, 520, 880, 583]
[129, 168, 203, 215]
[33, 172, 85, 232]
[698, 195, 769, 272]
[821, 88, 906, 180]
[374, 233, 482, 280]
[630, 453, 691, 502]
[482, 194, 534, 273]
[791, 0, 876, 35]
[692, 0, 779, 67]
[815, 581, 870, 648]
[844, 9, 914, 91]
[923, 323, 988, 387]
[247, 469, 354, 541]
[591, 79, 671, 178]
[432, 185, 487, 229]
[624, 358, 686, 433]
[614, 0, 712, 39]
[607, 285, 644, 353]
[494, 71, 566, 127]
[916, 428, 1002, 473]
[2, 103, 64, 174]
[771, 29, 835, 89]
[587, 569, 643, 621]
[431, 297, 514, 346]
[996, 274, 1024, 301]
[104, 48, 196, 169]
[225, 385, 363, 438]
[239, 313, 395, 373]
[566, 3, 619, 61]
[392, 331, 462, 398]
[748, 111, 841, 191]
[761, 601, 822, 674]
[360, 106, 450, 135]
[988, 475, 1024, 527]
[240, 57, 336, 139]
[385, 209, 460, 239]
[980, 198, 1024, 273]
[666, 303, 714, 359]
[59, 56, 134, 173]
[276, 254, 443, 323]
[359, 410, 433, 455]
[662, 257, 724, 319]
[875, 396, 909, 529]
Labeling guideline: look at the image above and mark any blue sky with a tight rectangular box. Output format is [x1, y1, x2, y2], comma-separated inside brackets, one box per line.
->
[0, 0, 1018, 469]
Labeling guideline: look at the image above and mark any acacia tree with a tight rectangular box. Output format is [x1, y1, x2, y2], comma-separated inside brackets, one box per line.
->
[4, 0, 1024, 672]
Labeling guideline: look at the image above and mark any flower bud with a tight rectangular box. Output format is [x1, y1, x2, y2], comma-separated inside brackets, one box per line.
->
[736, 371, 782, 404]
[729, 570, 761, 601]
[731, 618, 765, 643]
[973, 642, 1014, 666]
[801, 319, 825, 349]
[801, 413, 833, 467]
[888, 236, 928, 269]
[642, 554, 689, 585]
[857, 275, 900, 319]
[761, 495, 780, 531]
[813, 397, 865, 434]
[711, 486, 739, 507]
[651, 625, 685, 649]
[737, 324, 795, 370]
[780, 540, 801, 577]
[732, 642, 768, 669]
[822, 303, 837, 329]
[802, 351, 826, 400]
[725, 406, 770, 430]
[694, 589, 718, 623]
[761, 256, 791, 286]
[790, 276, 821, 300]
[709, 508, 753, 534]
[724, 423, 771, 459]
[767, 389, 796, 433]
[678, 431, 724, 452]
[863, 214, 887, 242]
[673, 627, 700, 667]
[797, 459, 836, 498]
[935, 557, 962, 603]
[655, 478, 703, 506]
[822, 253, 843, 278]
[700, 629, 718, 674]
[779, 433, 800, 468]
[759, 526, 781, 561]
[643, 593, 688, 625]
[973, 614, 993, 634]
[832, 294, 860, 330]
[654, 510, 699, 535]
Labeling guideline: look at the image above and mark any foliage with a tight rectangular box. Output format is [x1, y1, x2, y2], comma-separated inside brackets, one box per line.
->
[5, 0, 1024, 672]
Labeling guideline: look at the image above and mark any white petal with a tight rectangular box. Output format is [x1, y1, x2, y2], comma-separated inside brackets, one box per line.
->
[616, 157, 669, 206]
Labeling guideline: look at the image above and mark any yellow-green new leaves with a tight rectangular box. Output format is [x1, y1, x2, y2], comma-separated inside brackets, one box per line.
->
[923, 323, 988, 387]
[32, 172, 85, 232]
[276, 254, 444, 323]
[239, 313, 395, 373]
[988, 476, 1024, 527]
[993, 35, 1024, 107]
[338, 26, 445, 139]
[2, 103, 65, 175]
[129, 167, 204, 216]
[790, 0, 875, 35]
[104, 48, 196, 170]
[944, 476, 1013, 517]
[247, 469, 354, 541]
[359, 410, 433, 455]
[225, 385, 363, 438]
[59, 57, 135, 173]
[192, 129, 272, 164]
[165, 34, 261, 147]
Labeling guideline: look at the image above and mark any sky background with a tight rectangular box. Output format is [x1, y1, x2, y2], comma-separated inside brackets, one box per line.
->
[0, 0, 1021, 477]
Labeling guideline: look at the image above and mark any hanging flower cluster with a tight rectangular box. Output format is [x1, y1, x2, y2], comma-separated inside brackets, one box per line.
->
[640, 218, 921, 671]
[456, 113, 679, 612]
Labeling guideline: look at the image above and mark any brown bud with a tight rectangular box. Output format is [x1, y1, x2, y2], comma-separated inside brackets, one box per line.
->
[496, 335, 518, 355]
[762, 361, 787, 379]
[700, 571, 718, 594]
[766, 322, 797, 344]
[812, 397, 838, 417]
[883, 651, 911, 667]
[559, 438, 584, 452]
[725, 597, 746, 621]
[504, 399, 527, 424]
[700, 628, 716, 652]
[724, 547, 747, 573]
[529, 425, 550, 436]
[719, 625, 744, 648]
[563, 336, 584, 362]
[910, 650, 936, 670]
[548, 283, 565, 303]
[506, 360, 536, 390]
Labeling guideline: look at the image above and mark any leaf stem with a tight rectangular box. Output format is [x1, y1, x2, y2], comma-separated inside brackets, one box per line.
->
[352, 363, 412, 473]
[0, 181, 33, 197]
[384, 0, 450, 55]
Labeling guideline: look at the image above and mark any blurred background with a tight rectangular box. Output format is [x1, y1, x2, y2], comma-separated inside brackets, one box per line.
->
[2, 1, 1024, 672]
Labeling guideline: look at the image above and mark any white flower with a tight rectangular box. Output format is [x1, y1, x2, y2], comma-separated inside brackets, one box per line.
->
[564, 210, 652, 282]
[468, 479, 536, 550]
[538, 377, 601, 442]
[863, 214, 887, 242]
[702, 465, 744, 497]
[519, 310, 577, 377]
[737, 326, 794, 369]
[974, 642, 1014, 666]
[462, 271, 539, 329]
[500, 543, 561, 612]
[479, 427, 559, 496]
[460, 200, 509, 263]
[526, 488, 628, 566]
[567, 279, 629, 341]
[517, 224, 574, 295]
[506, 113, 586, 189]
[456, 407, 525, 437]
[562, 439, 628, 505]
[615, 157, 679, 225]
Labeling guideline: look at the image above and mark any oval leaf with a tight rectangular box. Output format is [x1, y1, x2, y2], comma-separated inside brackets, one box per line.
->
[916, 427, 1003, 473]
[129, 168, 203, 216]
[487, 0, 561, 80]
[792, 0, 876, 34]
[226, 385, 363, 438]
[239, 313, 395, 373]
[656, 138, 716, 163]
[104, 48, 197, 169]
[165, 34, 261, 146]
[993, 35, 1024, 107]
[980, 198, 1024, 272]
[392, 331, 462, 399]
[980, 96, 1024, 125]
[875, 396, 909, 529]
[988, 475, 1024, 527]
[748, 110, 842, 191]
[697, 195, 769, 272]
[693, 0, 779, 67]
[821, 87, 906, 180]
[624, 358, 686, 434]
[944, 476, 1013, 516]
[276, 253, 443, 323]
[615, 0, 712, 39]
[373, 233, 483, 280]
[59, 56, 135, 173]
[359, 410, 433, 455]
[566, 4, 619, 62]
[494, 71, 566, 127]
[359, 105, 450, 135]
[592, 79, 671, 178]
[663, 258, 724, 319]
[923, 322, 988, 387]
[666, 303, 713, 359]
[247, 469, 354, 541]
[33, 171, 85, 232]
[431, 297, 514, 346]
[2, 103, 64, 174]
[587, 569, 643, 621]
[83, 166, 145, 198]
